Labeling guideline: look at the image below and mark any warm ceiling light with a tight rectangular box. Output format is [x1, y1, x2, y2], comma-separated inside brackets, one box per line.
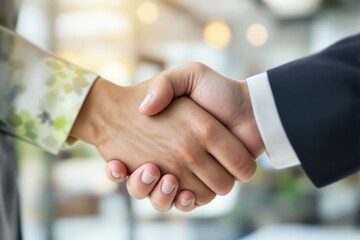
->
[137, 1, 159, 25]
[246, 23, 269, 47]
[203, 20, 232, 49]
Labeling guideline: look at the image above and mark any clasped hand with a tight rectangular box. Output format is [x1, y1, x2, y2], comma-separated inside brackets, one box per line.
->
[71, 62, 265, 212]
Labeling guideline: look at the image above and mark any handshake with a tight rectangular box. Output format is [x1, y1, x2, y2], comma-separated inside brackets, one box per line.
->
[71, 62, 266, 212]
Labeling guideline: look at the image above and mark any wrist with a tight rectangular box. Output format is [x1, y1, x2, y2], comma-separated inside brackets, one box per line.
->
[70, 78, 124, 146]
[233, 81, 266, 158]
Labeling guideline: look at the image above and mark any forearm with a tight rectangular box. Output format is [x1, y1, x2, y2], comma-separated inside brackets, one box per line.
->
[267, 33, 360, 186]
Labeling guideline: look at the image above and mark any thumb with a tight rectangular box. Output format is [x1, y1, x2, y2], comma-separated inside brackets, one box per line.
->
[138, 75, 176, 116]
[138, 64, 198, 115]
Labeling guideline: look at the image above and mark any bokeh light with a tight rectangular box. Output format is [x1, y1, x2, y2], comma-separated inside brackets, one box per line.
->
[203, 20, 232, 49]
[246, 23, 269, 47]
[138, 1, 159, 25]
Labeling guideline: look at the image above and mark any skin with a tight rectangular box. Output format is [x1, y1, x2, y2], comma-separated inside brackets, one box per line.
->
[106, 62, 266, 211]
[70, 77, 256, 211]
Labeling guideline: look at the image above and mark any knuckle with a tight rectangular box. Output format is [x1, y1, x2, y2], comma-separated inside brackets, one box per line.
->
[176, 141, 198, 166]
[232, 157, 256, 181]
[241, 161, 257, 182]
[183, 154, 197, 166]
[190, 62, 208, 71]
[216, 178, 235, 196]
[196, 191, 216, 206]
[231, 160, 246, 179]
[197, 122, 215, 141]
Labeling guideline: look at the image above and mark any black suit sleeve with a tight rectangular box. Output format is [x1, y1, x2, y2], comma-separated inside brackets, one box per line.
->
[267, 34, 360, 187]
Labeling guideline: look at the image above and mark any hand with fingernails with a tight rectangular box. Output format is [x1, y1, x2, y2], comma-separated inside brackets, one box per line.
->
[71, 74, 256, 212]
[104, 63, 265, 212]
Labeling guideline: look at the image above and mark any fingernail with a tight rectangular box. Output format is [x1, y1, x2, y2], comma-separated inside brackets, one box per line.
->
[111, 170, 121, 179]
[141, 170, 155, 184]
[180, 198, 192, 207]
[139, 92, 153, 109]
[161, 180, 175, 195]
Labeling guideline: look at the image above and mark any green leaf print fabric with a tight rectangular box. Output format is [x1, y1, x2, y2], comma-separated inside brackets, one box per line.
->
[0, 26, 98, 154]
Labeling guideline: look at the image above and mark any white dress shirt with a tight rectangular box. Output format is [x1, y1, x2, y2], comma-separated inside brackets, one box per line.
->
[247, 72, 301, 169]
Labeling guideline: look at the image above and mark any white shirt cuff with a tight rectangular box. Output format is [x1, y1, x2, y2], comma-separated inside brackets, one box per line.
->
[247, 72, 301, 169]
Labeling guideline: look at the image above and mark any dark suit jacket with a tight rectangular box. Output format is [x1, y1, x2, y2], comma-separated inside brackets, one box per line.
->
[0, 0, 22, 239]
[268, 34, 360, 187]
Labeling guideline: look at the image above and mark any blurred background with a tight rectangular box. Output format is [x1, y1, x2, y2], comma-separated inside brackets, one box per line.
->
[13, 0, 360, 239]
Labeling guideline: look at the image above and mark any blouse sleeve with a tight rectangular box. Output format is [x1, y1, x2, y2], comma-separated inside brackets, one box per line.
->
[0, 26, 98, 154]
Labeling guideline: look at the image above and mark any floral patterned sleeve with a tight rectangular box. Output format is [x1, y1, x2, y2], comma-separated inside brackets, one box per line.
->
[0, 26, 98, 154]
